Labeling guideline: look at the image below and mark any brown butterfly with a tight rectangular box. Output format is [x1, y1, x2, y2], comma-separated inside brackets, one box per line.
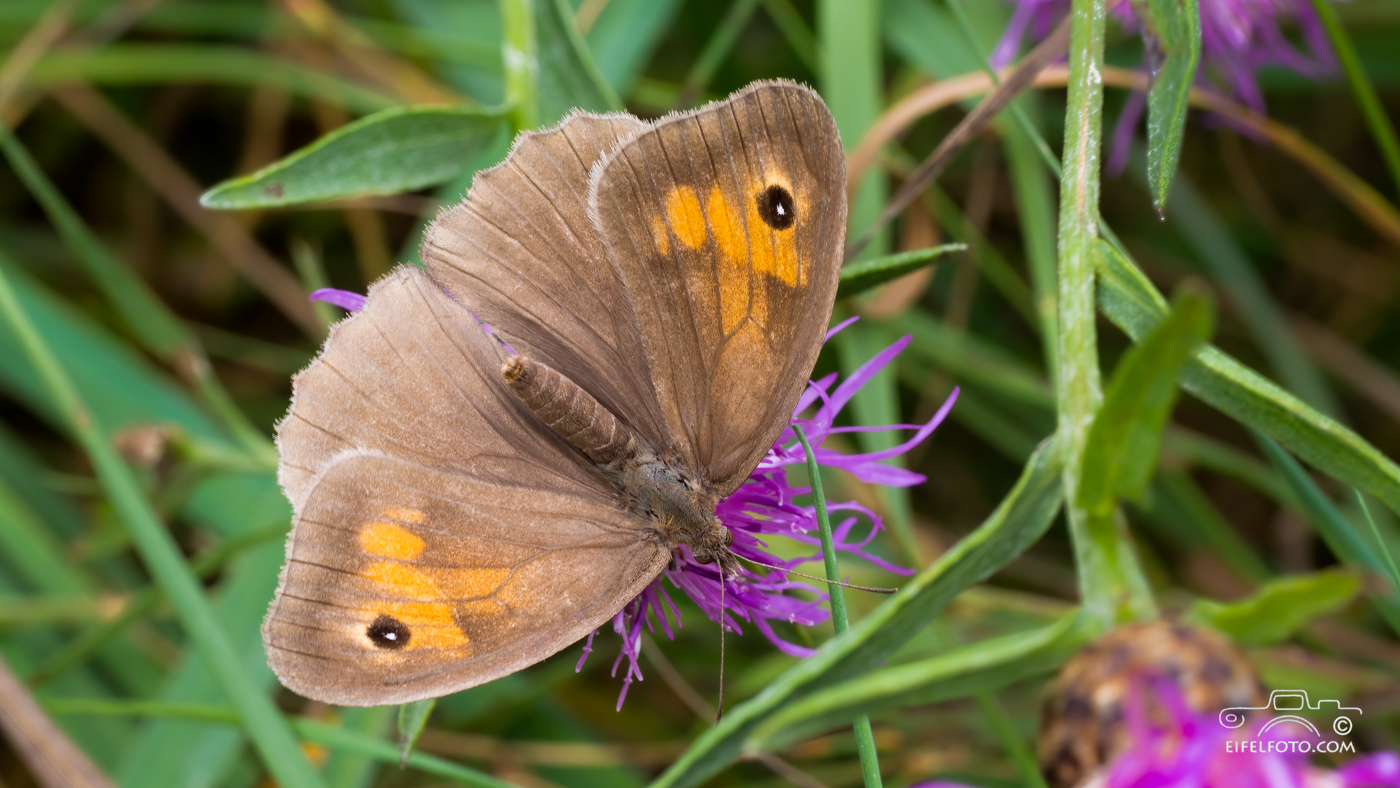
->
[264, 80, 847, 705]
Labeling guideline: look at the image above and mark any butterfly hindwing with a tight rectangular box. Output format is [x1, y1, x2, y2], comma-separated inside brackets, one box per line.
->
[268, 268, 668, 705]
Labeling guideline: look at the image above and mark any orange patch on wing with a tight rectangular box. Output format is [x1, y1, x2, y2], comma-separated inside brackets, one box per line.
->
[363, 561, 469, 650]
[706, 185, 761, 332]
[664, 187, 707, 249]
[436, 567, 513, 600]
[359, 521, 425, 560]
[746, 181, 799, 286]
[706, 185, 746, 264]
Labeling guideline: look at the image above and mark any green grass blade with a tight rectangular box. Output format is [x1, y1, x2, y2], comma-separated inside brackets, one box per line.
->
[501, 0, 539, 131]
[584, 0, 684, 94]
[43, 700, 515, 788]
[975, 692, 1050, 788]
[0, 254, 325, 787]
[885, 309, 1054, 410]
[1156, 173, 1339, 417]
[1140, 473, 1272, 584]
[536, 0, 621, 124]
[758, 0, 819, 72]
[1095, 239, 1400, 520]
[676, 0, 760, 108]
[752, 610, 1095, 751]
[30, 45, 397, 113]
[201, 105, 505, 209]
[398, 698, 436, 767]
[794, 425, 882, 788]
[1142, 0, 1201, 210]
[1305, 0, 1400, 196]
[1357, 492, 1400, 596]
[1184, 569, 1359, 647]
[1078, 282, 1214, 516]
[647, 436, 1064, 788]
[835, 244, 964, 300]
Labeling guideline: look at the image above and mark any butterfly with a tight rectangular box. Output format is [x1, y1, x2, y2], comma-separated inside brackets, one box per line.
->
[264, 80, 847, 705]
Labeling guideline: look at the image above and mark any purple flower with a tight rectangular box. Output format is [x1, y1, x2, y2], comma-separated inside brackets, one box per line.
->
[309, 287, 366, 312]
[991, 0, 1337, 173]
[316, 291, 952, 709]
[910, 676, 1400, 788]
[585, 317, 957, 708]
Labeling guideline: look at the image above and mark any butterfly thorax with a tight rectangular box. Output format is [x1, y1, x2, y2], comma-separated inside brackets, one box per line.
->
[503, 355, 736, 570]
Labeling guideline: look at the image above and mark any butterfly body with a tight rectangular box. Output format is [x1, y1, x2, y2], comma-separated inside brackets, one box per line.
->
[503, 353, 735, 568]
[265, 80, 846, 705]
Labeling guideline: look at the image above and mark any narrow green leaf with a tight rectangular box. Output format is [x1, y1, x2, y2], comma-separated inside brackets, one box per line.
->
[1078, 282, 1214, 515]
[584, 0, 685, 95]
[1094, 240, 1400, 520]
[1184, 569, 1359, 647]
[1357, 492, 1400, 597]
[752, 610, 1095, 752]
[397, 698, 436, 767]
[30, 45, 398, 114]
[835, 244, 964, 299]
[200, 105, 504, 209]
[1157, 174, 1339, 417]
[1142, 0, 1201, 210]
[648, 437, 1064, 788]
[535, 0, 621, 125]
[44, 700, 514, 788]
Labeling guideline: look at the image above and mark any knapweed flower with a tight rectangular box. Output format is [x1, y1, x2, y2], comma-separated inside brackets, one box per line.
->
[912, 676, 1400, 788]
[311, 291, 957, 708]
[991, 0, 1337, 172]
[581, 316, 956, 708]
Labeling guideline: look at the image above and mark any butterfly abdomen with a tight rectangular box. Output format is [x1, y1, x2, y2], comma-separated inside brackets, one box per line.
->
[502, 355, 636, 466]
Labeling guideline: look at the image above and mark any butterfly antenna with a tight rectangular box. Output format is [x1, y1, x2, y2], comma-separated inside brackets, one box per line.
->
[735, 555, 898, 594]
[715, 577, 725, 724]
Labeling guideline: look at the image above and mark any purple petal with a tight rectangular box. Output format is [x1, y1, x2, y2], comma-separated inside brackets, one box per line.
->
[309, 288, 367, 312]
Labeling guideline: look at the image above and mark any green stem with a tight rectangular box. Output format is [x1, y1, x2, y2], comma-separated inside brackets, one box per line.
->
[0, 259, 325, 787]
[975, 693, 1049, 788]
[794, 424, 882, 788]
[676, 0, 760, 108]
[1056, 0, 1152, 623]
[500, 0, 538, 132]
[1306, 0, 1400, 197]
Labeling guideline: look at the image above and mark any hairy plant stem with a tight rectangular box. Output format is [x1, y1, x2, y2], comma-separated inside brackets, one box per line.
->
[500, 0, 538, 132]
[794, 424, 883, 788]
[1056, 0, 1154, 624]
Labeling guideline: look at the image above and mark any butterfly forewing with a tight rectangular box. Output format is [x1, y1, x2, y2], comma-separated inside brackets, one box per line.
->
[420, 112, 670, 451]
[268, 268, 667, 705]
[588, 81, 846, 492]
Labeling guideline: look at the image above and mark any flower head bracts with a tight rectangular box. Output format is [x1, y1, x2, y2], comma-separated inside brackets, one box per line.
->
[589, 323, 957, 709]
[911, 674, 1400, 788]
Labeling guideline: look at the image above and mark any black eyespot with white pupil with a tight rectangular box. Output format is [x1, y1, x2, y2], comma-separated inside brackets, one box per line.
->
[367, 614, 410, 650]
[757, 185, 796, 230]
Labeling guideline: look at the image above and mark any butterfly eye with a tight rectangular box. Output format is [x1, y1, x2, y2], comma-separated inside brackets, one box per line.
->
[366, 614, 410, 650]
[723, 528, 734, 547]
[757, 185, 796, 230]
